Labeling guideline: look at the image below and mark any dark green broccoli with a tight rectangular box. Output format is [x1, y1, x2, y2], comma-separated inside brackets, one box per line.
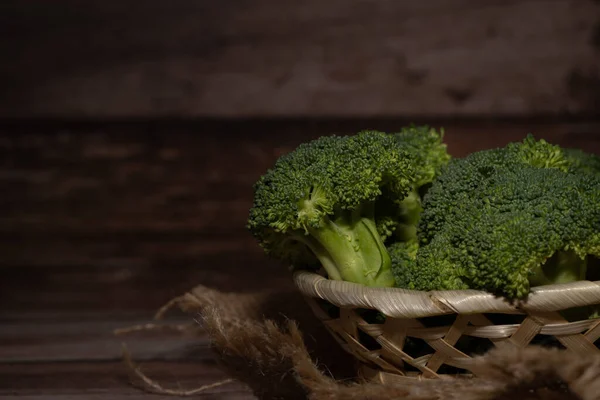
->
[247, 128, 450, 287]
[248, 131, 413, 287]
[391, 136, 600, 300]
[564, 147, 600, 175]
[388, 240, 420, 289]
[394, 125, 452, 187]
[564, 146, 600, 290]
[376, 125, 451, 243]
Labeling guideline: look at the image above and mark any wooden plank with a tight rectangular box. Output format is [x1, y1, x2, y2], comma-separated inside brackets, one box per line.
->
[0, 234, 261, 268]
[0, 361, 254, 399]
[0, 314, 211, 363]
[0, 256, 293, 312]
[0, 395, 252, 400]
[0, 127, 275, 234]
[1, 119, 598, 237]
[0, 1, 599, 117]
[0, 119, 596, 399]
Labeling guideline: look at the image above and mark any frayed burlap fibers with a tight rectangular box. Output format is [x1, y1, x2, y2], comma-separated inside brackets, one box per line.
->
[117, 284, 600, 400]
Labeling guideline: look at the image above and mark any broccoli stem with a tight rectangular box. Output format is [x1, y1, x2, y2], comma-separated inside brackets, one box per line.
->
[395, 189, 422, 242]
[297, 204, 396, 287]
[530, 250, 588, 287]
[529, 250, 593, 322]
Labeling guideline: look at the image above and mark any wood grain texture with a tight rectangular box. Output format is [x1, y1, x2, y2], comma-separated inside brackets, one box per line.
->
[0, 309, 254, 398]
[1, 119, 599, 399]
[1, 119, 599, 236]
[1, 0, 599, 118]
[0, 254, 292, 312]
[0, 313, 210, 362]
[1, 119, 599, 279]
[0, 361, 253, 399]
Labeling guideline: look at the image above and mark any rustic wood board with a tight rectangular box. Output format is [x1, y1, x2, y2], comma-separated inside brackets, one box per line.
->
[0, 361, 253, 399]
[1, 119, 599, 398]
[0, 308, 255, 398]
[1, 119, 599, 237]
[1, 0, 599, 117]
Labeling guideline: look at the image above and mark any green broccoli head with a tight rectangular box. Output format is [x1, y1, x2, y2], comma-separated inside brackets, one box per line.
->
[563, 147, 600, 176]
[393, 125, 451, 187]
[510, 134, 570, 171]
[248, 130, 416, 287]
[417, 135, 573, 245]
[376, 125, 451, 243]
[392, 136, 600, 299]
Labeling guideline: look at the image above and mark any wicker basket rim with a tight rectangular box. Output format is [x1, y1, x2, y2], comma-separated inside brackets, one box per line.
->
[293, 270, 600, 319]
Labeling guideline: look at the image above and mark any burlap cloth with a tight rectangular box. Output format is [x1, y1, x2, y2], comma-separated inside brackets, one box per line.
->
[119, 284, 600, 400]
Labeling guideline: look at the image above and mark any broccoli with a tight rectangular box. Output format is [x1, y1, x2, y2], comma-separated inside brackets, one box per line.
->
[376, 125, 451, 243]
[248, 131, 412, 287]
[247, 128, 450, 287]
[391, 136, 600, 300]
[564, 147, 600, 176]
[388, 240, 420, 289]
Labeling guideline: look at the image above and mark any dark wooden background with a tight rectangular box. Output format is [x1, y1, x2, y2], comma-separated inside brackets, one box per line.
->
[1, 0, 600, 398]
[1, 0, 600, 118]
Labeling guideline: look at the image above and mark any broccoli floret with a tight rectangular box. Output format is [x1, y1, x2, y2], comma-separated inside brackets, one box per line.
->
[416, 134, 571, 245]
[388, 239, 425, 289]
[248, 131, 418, 287]
[376, 125, 451, 243]
[563, 147, 600, 176]
[392, 136, 600, 300]
[563, 146, 600, 297]
[394, 125, 452, 188]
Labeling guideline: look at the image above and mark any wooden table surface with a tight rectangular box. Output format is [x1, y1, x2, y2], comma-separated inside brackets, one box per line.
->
[1, 118, 599, 399]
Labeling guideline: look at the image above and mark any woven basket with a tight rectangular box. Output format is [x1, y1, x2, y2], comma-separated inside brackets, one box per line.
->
[293, 270, 600, 383]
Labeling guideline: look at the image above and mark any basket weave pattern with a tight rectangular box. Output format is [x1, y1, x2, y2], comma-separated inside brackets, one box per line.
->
[293, 271, 600, 382]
